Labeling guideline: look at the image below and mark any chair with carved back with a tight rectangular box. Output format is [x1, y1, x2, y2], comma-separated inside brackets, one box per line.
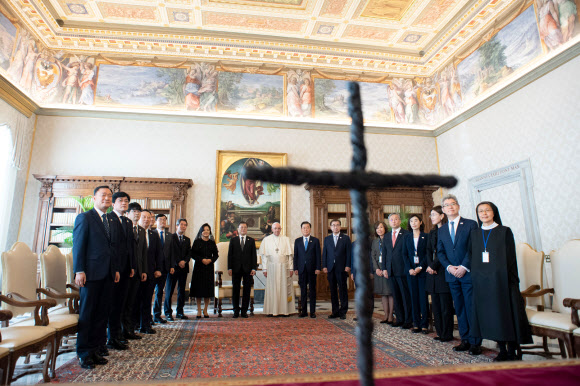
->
[0, 310, 12, 384]
[563, 298, 580, 357]
[214, 242, 254, 316]
[38, 246, 79, 375]
[0, 242, 57, 383]
[64, 252, 80, 295]
[185, 259, 194, 302]
[523, 239, 580, 358]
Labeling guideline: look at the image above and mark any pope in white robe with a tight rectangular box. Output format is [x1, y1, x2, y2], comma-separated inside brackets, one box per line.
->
[258, 222, 296, 316]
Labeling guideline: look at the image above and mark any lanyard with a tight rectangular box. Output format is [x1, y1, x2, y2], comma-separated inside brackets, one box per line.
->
[482, 229, 492, 252]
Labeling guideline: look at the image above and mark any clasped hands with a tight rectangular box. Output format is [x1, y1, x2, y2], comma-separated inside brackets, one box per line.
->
[408, 267, 422, 276]
[447, 265, 467, 278]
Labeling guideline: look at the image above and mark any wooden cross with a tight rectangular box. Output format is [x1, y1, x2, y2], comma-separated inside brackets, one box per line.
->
[243, 82, 457, 386]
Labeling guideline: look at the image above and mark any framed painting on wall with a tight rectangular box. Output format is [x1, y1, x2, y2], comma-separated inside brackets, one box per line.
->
[215, 150, 287, 246]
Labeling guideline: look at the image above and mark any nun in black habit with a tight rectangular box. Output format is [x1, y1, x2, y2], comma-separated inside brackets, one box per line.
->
[469, 201, 533, 361]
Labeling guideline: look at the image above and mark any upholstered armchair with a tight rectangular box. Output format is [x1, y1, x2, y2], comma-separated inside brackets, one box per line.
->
[523, 240, 580, 358]
[0, 242, 57, 383]
[563, 298, 580, 357]
[214, 242, 254, 317]
[185, 259, 194, 300]
[0, 310, 13, 384]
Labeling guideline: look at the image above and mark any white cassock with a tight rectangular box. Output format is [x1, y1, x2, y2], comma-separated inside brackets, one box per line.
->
[258, 234, 296, 316]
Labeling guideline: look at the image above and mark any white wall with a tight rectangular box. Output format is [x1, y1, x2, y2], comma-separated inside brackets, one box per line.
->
[19, 117, 438, 245]
[437, 54, 580, 253]
[0, 98, 35, 250]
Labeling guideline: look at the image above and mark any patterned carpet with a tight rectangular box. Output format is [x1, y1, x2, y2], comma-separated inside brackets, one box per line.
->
[50, 313, 495, 383]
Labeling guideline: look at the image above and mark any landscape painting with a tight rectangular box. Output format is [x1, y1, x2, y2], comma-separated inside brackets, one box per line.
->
[314, 78, 391, 121]
[217, 72, 284, 115]
[457, 5, 542, 105]
[95, 64, 186, 108]
[215, 151, 287, 245]
[0, 12, 17, 71]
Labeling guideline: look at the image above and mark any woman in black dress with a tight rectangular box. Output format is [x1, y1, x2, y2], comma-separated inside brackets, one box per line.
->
[470, 201, 532, 361]
[190, 223, 219, 318]
[426, 206, 454, 342]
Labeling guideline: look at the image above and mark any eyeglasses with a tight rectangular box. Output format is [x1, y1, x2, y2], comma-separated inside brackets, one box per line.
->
[477, 209, 493, 214]
[443, 202, 458, 207]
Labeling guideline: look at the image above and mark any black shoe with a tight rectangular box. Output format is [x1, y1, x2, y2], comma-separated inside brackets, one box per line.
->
[79, 356, 95, 369]
[176, 314, 188, 320]
[310, 314, 316, 318]
[107, 339, 128, 350]
[204, 314, 209, 318]
[402, 323, 413, 329]
[241, 313, 248, 318]
[154, 317, 167, 324]
[412, 328, 422, 333]
[124, 331, 142, 340]
[433, 336, 441, 341]
[139, 327, 156, 334]
[92, 353, 108, 365]
[392, 322, 403, 327]
[493, 352, 509, 362]
[386, 320, 394, 325]
[298, 313, 307, 318]
[118, 338, 129, 345]
[453, 341, 471, 352]
[233, 313, 239, 318]
[328, 314, 339, 319]
[97, 347, 109, 357]
[166, 316, 175, 322]
[469, 345, 482, 355]
[196, 315, 202, 319]
[340, 315, 347, 320]
[380, 319, 389, 324]
[440, 337, 453, 342]
[421, 330, 430, 334]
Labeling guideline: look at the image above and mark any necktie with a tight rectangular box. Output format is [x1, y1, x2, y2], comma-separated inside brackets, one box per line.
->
[102, 213, 110, 240]
[334, 235, 338, 246]
[304, 237, 308, 250]
[241, 236, 245, 250]
[450, 222, 455, 244]
[179, 235, 183, 243]
[160, 231, 164, 247]
[133, 226, 138, 241]
[392, 231, 396, 247]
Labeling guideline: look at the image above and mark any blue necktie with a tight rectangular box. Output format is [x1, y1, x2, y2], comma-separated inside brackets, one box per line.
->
[101, 213, 110, 240]
[160, 231, 164, 247]
[304, 238, 308, 250]
[450, 221, 455, 244]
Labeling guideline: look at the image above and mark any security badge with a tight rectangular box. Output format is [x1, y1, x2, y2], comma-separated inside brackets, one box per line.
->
[482, 252, 490, 263]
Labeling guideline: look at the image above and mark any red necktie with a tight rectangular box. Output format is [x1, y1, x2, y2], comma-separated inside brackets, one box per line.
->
[392, 231, 396, 247]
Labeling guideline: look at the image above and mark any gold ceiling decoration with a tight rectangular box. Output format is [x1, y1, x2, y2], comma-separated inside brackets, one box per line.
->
[313, 68, 390, 82]
[216, 62, 285, 75]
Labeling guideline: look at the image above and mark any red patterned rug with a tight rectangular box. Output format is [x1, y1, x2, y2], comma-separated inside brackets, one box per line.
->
[50, 313, 496, 383]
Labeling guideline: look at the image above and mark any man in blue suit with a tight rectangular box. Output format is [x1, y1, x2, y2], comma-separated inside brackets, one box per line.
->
[293, 221, 321, 318]
[437, 194, 482, 355]
[73, 186, 120, 369]
[322, 219, 352, 320]
[381, 213, 412, 329]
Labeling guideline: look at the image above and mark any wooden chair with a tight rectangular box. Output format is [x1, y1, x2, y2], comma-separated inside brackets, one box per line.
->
[0, 310, 13, 384]
[523, 239, 580, 358]
[185, 259, 194, 301]
[0, 242, 57, 384]
[563, 298, 580, 357]
[38, 246, 79, 376]
[214, 242, 254, 317]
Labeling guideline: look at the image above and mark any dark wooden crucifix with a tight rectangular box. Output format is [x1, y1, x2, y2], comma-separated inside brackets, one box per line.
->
[243, 82, 457, 386]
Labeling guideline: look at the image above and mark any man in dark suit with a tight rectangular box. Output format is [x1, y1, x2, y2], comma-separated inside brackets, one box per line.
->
[137, 210, 163, 334]
[123, 202, 147, 340]
[382, 213, 412, 328]
[322, 219, 352, 320]
[293, 221, 321, 318]
[227, 222, 257, 318]
[164, 218, 191, 320]
[73, 186, 120, 369]
[154, 214, 174, 323]
[107, 191, 136, 350]
[437, 194, 481, 355]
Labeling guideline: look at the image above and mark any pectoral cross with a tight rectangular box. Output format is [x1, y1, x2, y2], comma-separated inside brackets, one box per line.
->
[244, 82, 457, 386]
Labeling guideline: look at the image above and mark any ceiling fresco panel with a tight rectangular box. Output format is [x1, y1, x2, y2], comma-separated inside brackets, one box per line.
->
[203, 12, 307, 33]
[359, 0, 415, 20]
[342, 25, 397, 41]
[411, 0, 462, 28]
[319, 0, 352, 18]
[97, 2, 160, 22]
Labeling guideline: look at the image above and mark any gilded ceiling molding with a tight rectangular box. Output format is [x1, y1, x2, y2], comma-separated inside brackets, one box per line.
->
[313, 68, 390, 83]
[0, 75, 39, 118]
[98, 55, 190, 69]
[216, 62, 285, 75]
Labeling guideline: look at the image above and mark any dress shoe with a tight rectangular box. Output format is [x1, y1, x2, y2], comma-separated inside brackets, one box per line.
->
[412, 328, 422, 333]
[387, 320, 394, 325]
[298, 313, 308, 318]
[469, 345, 482, 356]
[124, 331, 142, 340]
[118, 338, 129, 345]
[440, 337, 453, 342]
[92, 353, 108, 365]
[453, 341, 471, 352]
[353, 317, 358, 321]
[392, 321, 403, 327]
[421, 330, 430, 334]
[97, 347, 109, 357]
[328, 314, 339, 319]
[233, 313, 239, 318]
[379, 319, 389, 324]
[107, 339, 128, 350]
[177, 314, 189, 320]
[310, 314, 316, 318]
[493, 352, 509, 362]
[196, 315, 202, 319]
[433, 336, 441, 341]
[402, 323, 413, 329]
[153, 317, 167, 324]
[79, 356, 95, 369]
[241, 313, 248, 318]
[139, 327, 156, 334]
[166, 316, 175, 322]
[340, 315, 346, 320]
[204, 314, 210, 318]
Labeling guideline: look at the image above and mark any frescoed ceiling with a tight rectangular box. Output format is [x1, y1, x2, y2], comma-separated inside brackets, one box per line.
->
[3, 0, 529, 76]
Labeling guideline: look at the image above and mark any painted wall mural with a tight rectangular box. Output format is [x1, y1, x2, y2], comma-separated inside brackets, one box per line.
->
[0, 3, 579, 128]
